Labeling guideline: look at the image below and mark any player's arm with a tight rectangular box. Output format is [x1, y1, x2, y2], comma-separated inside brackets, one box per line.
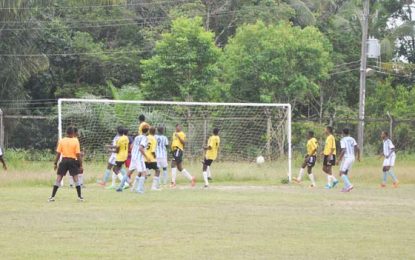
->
[337, 148, 345, 165]
[139, 145, 149, 161]
[0, 155, 7, 170]
[355, 145, 361, 162]
[175, 133, 186, 146]
[387, 148, 395, 159]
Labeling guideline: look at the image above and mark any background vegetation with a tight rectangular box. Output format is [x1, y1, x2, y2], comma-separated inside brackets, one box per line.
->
[1, 0, 414, 154]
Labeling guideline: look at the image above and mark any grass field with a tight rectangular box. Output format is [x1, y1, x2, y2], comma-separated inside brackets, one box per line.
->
[0, 157, 415, 259]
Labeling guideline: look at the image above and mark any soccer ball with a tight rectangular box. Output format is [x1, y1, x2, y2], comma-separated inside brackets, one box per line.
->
[256, 156, 265, 164]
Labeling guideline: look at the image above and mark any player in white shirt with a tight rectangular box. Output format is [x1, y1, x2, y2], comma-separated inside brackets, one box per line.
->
[380, 131, 398, 188]
[117, 126, 149, 193]
[0, 146, 7, 171]
[155, 126, 169, 185]
[99, 127, 125, 188]
[337, 128, 360, 192]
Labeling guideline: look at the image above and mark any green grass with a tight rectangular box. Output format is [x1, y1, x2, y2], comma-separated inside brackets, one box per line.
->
[0, 158, 415, 259]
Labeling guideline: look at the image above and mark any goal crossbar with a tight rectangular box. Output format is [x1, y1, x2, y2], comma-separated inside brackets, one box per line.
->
[58, 98, 293, 181]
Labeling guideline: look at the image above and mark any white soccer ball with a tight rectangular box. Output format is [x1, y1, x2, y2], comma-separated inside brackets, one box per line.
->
[256, 156, 265, 164]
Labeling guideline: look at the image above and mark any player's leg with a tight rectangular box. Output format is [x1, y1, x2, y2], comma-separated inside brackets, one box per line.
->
[49, 172, 64, 202]
[178, 161, 195, 187]
[207, 166, 212, 181]
[176, 150, 195, 187]
[202, 161, 209, 188]
[388, 155, 398, 187]
[151, 165, 161, 191]
[117, 159, 137, 192]
[381, 165, 389, 187]
[171, 150, 179, 187]
[295, 157, 308, 183]
[202, 159, 212, 188]
[108, 163, 122, 189]
[49, 160, 68, 201]
[307, 157, 316, 187]
[134, 160, 147, 193]
[340, 158, 353, 192]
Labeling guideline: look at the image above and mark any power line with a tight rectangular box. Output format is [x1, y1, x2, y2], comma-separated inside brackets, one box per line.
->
[0, 0, 191, 11]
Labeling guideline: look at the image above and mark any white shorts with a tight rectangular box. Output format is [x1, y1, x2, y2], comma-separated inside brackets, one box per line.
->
[0, 147, 3, 156]
[157, 157, 168, 168]
[340, 157, 355, 173]
[383, 154, 396, 167]
[108, 154, 117, 165]
[129, 159, 146, 173]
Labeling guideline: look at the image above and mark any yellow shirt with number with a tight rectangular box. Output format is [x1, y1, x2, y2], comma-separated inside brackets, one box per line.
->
[171, 131, 186, 151]
[206, 135, 220, 160]
[145, 134, 157, 163]
[323, 134, 336, 156]
[138, 122, 150, 135]
[116, 135, 129, 161]
[306, 137, 318, 156]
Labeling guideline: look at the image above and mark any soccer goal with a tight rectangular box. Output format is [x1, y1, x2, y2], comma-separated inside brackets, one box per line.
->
[58, 99, 292, 180]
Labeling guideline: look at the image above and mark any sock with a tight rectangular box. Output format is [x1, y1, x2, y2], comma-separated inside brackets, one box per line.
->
[103, 169, 111, 182]
[297, 168, 305, 181]
[120, 168, 127, 176]
[382, 171, 388, 183]
[119, 174, 129, 190]
[207, 166, 212, 178]
[182, 169, 192, 181]
[308, 173, 316, 186]
[60, 179, 64, 187]
[171, 168, 177, 183]
[78, 174, 84, 186]
[111, 173, 117, 186]
[132, 177, 137, 190]
[341, 175, 352, 188]
[68, 176, 74, 186]
[51, 185, 59, 197]
[203, 171, 209, 186]
[162, 168, 168, 185]
[76, 185, 82, 198]
[117, 173, 123, 181]
[134, 176, 141, 192]
[330, 175, 338, 183]
[388, 171, 398, 182]
[152, 176, 160, 189]
[327, 175, 332, 186]
[137, 176, 146, 193]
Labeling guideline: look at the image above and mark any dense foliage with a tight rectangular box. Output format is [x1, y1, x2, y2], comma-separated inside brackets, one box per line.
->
[0, 0, 414, 153]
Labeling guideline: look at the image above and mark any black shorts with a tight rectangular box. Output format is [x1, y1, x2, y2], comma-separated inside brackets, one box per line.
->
[323, 155, 336, 166]
[115, 161, 125, 168]
[145, 162, 159, 170]
[57, 158, 79, 176]
[75, 160, 82, 174]
[204, 159, 213, 166]
[172, 149, 183, 164]
[305, 156, 316, 167]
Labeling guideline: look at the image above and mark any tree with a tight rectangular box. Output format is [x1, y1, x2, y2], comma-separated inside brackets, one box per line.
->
[141, 17, 221, 101]
[221, 21, 332, 109]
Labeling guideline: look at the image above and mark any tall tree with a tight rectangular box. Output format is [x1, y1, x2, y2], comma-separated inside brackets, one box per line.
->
[141, 17, 221, 101]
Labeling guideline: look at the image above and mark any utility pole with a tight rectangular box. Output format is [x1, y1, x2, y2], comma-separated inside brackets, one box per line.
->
[358, 0, 369, 155]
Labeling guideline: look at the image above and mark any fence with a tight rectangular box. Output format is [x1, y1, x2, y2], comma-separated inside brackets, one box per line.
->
[1, 106, 414, 158]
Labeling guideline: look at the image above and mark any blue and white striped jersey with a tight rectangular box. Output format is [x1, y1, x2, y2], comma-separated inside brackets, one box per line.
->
[155, 134, 169, 159]
[383, 138, 395, 157]
[340, 136, 357, 158]
[111, 134, 120, 156]
[131, 135, 148, 162]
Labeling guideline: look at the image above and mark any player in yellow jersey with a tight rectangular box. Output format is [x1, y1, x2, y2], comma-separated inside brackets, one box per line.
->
[170, 124, 195, 188]
[322, 126, 339, 189]
[138, 114, 150, 135]
[294, 131, 318, 187]
[107, 127, 129, 189]
[145, 127, 161, 190]
[202, 128, 220, 188]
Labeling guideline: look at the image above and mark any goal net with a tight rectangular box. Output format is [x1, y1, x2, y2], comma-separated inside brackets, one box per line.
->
[58, 99, 292, 180]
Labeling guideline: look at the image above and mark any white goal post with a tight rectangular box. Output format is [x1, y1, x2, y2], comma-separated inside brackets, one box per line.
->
[58, 98, 292, 181]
